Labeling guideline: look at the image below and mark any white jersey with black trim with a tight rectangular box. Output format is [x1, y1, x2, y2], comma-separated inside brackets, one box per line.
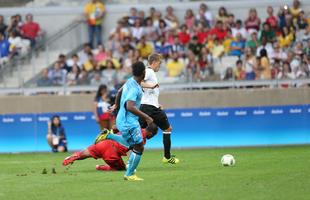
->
[141, 67, 160, 108]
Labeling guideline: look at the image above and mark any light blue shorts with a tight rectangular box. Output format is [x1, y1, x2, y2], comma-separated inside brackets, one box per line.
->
[121, 126, 143, 146]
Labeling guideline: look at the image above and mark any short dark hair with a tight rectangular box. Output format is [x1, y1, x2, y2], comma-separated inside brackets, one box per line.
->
[236, 60, 243, 65]
[132, 61, 145, 77]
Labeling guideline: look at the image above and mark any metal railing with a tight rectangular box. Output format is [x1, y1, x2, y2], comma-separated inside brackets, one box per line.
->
[0, 78, 309, 96]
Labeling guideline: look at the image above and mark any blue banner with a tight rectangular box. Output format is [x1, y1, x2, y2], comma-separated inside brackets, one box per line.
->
[0, 105, 310, 152]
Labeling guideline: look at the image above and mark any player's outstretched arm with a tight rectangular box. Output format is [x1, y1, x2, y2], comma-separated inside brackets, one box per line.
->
[126, 100, 153, 125]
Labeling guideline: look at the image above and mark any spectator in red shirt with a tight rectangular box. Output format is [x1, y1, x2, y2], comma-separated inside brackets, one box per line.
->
[265, 6, 278, 32]
[178, 24, 191, 45]
[209, 21, 227, 41]
[195, 22, 210, 44]
[21, 14, 41, 47]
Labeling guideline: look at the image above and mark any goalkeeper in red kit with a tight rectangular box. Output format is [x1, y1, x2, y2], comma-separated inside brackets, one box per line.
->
[62, 124, 158, 171]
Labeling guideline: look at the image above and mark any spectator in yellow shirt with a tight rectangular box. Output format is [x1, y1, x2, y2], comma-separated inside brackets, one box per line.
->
[136, 36, 153, 59]
[278, 26, 294, 48]
[211, 38, 225, 59]
[84, 0, 105, 48]
[223, 30, 233, 53]
[166, 52, 185, 77]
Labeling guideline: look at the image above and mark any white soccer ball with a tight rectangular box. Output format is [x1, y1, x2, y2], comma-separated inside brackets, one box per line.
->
[221, 154, 235, 166]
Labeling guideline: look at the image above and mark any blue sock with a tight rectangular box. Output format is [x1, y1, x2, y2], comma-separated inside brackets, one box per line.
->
[125, 151, 142, 176]
[107, 134, 129, 148]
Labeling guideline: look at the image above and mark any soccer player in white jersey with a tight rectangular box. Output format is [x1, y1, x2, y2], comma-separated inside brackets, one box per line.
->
[139, 53, 180, 164]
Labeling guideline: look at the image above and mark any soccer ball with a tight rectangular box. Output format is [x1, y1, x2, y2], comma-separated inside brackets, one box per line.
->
[221, 154, 235, 166]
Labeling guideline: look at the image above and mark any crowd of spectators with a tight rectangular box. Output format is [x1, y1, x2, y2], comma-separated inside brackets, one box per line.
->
[0, 13, 42, 68]
[38, 0, 310, 89]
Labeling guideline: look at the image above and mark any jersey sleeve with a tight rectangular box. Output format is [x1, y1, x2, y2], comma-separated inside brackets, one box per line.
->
[144, 69, 151, 82]
[125, 87, 139, 102]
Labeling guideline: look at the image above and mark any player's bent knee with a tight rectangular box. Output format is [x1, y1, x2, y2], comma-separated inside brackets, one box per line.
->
[164, 126, 172, 133]
[133, 143, 144, 154]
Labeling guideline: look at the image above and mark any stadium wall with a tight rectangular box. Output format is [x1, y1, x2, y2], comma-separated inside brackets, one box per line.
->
[1, 105, 310, 152]
[1, 88, 310, 152]
[0, 88, 310, 114]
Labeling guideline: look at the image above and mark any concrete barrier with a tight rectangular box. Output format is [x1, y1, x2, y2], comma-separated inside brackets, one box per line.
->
[1, 88, 310, 114]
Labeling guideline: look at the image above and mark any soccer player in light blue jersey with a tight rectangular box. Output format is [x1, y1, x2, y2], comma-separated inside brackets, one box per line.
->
[95, 61, 153, 181]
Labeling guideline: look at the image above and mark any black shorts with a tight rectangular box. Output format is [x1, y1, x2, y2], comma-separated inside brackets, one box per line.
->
[139, 104, 170, 131]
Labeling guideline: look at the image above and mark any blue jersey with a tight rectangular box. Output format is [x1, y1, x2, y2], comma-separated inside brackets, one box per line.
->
[116, 77, 143, 131]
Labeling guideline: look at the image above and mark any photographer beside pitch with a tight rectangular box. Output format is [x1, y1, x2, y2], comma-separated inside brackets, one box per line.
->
[139, 53, 179, 164]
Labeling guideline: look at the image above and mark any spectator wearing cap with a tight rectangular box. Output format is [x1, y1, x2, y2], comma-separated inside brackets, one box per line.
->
[232, 20, 247, 40]
[84, 0, 105, 48]
[20, 14, 41, 48]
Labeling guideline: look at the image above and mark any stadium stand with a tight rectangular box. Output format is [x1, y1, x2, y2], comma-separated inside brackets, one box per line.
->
[0, 0, 309, 92]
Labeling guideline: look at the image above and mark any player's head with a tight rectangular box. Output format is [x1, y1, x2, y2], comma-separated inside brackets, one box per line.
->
[95, 84, 108, 99]
[145, 123, 158, 139]
[148, 53, 162, 72]
[132, 61, 146, 82]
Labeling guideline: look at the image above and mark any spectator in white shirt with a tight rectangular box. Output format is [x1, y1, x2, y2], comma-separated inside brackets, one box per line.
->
[232, 20, 247, 40]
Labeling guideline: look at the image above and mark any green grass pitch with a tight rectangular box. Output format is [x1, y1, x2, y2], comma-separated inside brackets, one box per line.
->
[1, 146, 310, 200]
